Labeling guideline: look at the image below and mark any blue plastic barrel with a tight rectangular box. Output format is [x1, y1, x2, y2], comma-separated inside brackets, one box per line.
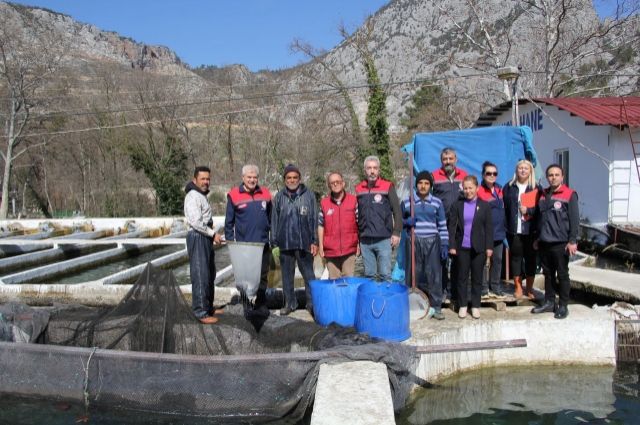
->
[310, 277, 371, 327]
[355, 281, 410, 342]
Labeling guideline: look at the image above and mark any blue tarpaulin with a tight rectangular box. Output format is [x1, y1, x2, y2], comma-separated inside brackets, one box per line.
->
[392, 126, 539, 282]
[401, 126, 538, 186]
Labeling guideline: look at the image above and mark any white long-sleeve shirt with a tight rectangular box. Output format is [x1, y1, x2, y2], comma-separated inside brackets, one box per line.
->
[184, 190, 215, 237]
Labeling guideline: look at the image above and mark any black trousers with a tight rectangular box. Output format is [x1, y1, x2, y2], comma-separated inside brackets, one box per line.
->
[255, 246, 271, 307]
[539, 241, 570, 306]
[454, 248, 485, 308]
[405, 235, 443, 310]
[187, 230, 216, 318]
[508, 233, 537, 277]
[280, 249, 316, 310]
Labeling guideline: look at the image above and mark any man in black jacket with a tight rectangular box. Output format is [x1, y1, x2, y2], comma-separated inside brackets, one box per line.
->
[271, 164, 318, 316]
[531, 164, 579, 319]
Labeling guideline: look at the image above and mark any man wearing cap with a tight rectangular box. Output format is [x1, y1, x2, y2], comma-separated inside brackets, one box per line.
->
[184, 166, 223, 325]
[431, 147, 468, 301]
[318, 171, 359, 279]
[355, 155, 403, 282]
[271, 164, 318, 315]
[531, 164, 579, 319]
[224, 164, 272, 312]
[401, 170, 449, 320]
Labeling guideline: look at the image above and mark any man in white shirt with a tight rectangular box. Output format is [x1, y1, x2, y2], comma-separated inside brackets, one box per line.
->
[184, 166, 222, 324]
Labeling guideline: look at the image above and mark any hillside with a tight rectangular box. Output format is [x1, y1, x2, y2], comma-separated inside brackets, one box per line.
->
[0, 0, 638, 219]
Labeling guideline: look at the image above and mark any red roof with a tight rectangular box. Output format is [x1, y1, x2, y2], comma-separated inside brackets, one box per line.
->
[533, 97, 640, 127]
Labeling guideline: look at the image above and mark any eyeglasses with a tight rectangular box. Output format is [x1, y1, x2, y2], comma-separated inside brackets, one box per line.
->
[329, 181, 344, 186]
[484, 172, 498, 176]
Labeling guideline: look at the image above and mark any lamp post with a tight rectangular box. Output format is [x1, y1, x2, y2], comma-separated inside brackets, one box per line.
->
[497, 66, 521, 126]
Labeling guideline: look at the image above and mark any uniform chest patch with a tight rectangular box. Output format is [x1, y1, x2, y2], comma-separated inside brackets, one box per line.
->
[238, 203, 247, 209]
[373, 194, 383, 203]
[326, 208, 334, 216]
[261, 201, 267, 210]
[554, 201, 562, 210]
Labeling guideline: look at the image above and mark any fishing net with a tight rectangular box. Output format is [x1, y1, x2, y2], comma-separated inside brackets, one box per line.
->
[0, 264, 419, 424]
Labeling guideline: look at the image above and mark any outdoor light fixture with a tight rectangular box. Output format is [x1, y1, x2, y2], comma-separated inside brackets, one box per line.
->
[497, 65, 522, 126]
[497, 66, 520, 81]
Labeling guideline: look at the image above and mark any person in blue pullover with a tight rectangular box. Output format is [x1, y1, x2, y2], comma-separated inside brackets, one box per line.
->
[401, 170, 449, 320]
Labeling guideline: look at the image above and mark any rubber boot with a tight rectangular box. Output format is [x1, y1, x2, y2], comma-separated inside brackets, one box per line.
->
[513, 276, 523, 299]
[525, 277, 536, 300]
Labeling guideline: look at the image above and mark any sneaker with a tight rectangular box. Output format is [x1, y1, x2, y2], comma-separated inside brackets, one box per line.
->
[432, 311, 445, 320]
[443, 291, 451, 304]
[458, 307, 468, 319]
[471, 308, 480, 319]
[279, 307, 294, 316]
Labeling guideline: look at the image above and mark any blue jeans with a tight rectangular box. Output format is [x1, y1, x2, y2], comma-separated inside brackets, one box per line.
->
[360, 237, 392, 281]
[280, 249, 316, 310]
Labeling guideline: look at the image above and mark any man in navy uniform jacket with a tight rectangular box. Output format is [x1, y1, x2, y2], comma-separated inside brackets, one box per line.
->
[531, 164, 579, 319]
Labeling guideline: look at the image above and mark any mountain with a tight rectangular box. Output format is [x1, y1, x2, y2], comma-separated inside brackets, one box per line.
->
[0, 1, 191, 76]
[286, 0, 639, 130]
[2, 0, 637, 131]
[0, 0, 638, 218]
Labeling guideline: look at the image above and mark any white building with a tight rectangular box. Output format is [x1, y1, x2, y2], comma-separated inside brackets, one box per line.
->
[476, 97, 640, 226]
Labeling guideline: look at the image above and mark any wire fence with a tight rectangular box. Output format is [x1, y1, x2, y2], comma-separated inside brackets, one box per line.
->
[615, 319, 640, 362]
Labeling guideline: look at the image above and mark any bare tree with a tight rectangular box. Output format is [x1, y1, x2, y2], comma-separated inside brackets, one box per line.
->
[127, 76, 189, 215]
[431, 0, 639, 100]
[0, 5, 64, 218]
[433, 0, 519, 99]
[290, 39, 364, 150]
[520, 0, 640, 96]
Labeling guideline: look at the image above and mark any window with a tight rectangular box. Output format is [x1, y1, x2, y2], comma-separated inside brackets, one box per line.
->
[554, 149, 569, 186]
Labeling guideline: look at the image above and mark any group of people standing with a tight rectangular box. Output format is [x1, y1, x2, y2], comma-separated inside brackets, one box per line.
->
[183, 147, 579, 325]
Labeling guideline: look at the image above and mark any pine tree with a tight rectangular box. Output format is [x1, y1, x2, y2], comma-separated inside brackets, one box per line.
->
[363, 58, 393, 181]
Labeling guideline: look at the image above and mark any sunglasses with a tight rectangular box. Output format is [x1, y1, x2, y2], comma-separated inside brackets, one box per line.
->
[484, 172, 498, 176]
[329, 181, 344, 186]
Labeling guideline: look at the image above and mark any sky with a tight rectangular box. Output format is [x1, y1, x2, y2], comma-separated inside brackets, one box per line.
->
[8, 0, 620, 72]
[9, 0, 390, 71]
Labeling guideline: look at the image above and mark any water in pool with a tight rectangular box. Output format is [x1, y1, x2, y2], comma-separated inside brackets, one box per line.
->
[1, 364, 638, 424]
[397, 363, 640, 424]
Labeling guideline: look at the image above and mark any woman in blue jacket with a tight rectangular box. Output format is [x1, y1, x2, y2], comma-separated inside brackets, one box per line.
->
[477, 161, 507, 297]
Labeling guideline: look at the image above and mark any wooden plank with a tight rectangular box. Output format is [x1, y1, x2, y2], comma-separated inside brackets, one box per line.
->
[413, 338, 527, 354]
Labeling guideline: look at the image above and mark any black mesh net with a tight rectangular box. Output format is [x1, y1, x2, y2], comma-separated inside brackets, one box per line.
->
[0, 264, 419, 424]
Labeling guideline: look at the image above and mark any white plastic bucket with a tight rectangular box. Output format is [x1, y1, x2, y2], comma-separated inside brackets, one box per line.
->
[227, 241, 264, 297]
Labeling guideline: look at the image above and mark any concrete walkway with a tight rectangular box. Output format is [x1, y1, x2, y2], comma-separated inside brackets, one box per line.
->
[569, 260, 640, 303]
[407, 304, 615, 382]
[312, 361, 395, 425]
